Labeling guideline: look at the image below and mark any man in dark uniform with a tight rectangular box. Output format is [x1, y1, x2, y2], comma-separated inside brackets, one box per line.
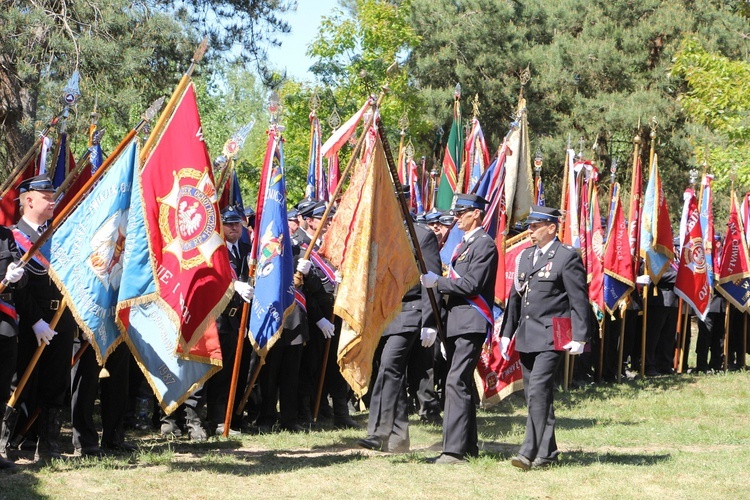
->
[204, 205, 254, 435]
[358, 210, 442, 453]
[500, 205, 590, 470]
[296, 201, 359, 429]
[12, 175, 79, 461]
[636, 263, 679, 376]
[420, 193, 498, 464]
[0, 223, 27, 469]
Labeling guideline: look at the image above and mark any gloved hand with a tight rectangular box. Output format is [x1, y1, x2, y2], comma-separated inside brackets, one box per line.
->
[420, 271, 439, 288]
[32, 319, 57, 346]
[563, 340, 585, 355]
[334, 270, 343, 284]
[316, 318, 336, 339]
[500, 336, 511, 361]
[296, 258, 312, 276]
[234, 281, 254, 303]
[636, 274, 651, 285]
[4, 262, 24, 283]
[420, 327, 437, 348]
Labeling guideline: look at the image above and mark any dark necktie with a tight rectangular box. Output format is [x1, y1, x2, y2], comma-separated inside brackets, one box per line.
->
[231, 244, 240, 262]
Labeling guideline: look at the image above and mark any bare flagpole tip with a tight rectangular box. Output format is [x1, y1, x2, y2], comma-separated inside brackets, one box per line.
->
[194, 37, 209, 63]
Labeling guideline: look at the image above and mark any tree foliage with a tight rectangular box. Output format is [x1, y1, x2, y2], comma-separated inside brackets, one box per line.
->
[406, 0, 750, 218]
[672, 37, 750, 201]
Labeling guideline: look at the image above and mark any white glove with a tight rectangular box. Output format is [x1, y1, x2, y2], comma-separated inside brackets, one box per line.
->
[296, 258, 312, 276]
[32, 319, 57, 346]
[420, 271, 439, 288]
[500, 336, 511, 361]
[334, 270, 343, 284]
[234, 281, 254, 303]
[563, 340, 585, 355]
[420, 327, 437, 348]
[636, 274, 651, 285]
[4, 262, 24, 283]
[316, 318, 336, 339]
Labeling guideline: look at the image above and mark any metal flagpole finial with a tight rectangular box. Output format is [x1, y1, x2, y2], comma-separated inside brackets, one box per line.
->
[309, 89, 320, 115]
[689, 168, 698, 188]
[398, 111, 409, 136]
[567, 133, 572, 150]
[471, 94, 481, 118]
[223, 120, 255, 159]
[610, 158, 618, 184]
[405, 139, 414, 160]
[62, 71, 81, 107]
[454, 83, 461, 100]
[534, 146, 543, 176]
[268, 90, 281, 125]
[650, 116, 658, 139]
[328, 104, 341, 131]
[193, 37, 209, 63]
[577, 137, 585, 160]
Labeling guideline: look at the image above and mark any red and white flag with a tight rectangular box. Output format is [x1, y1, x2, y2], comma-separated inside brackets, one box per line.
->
[675, 189, 710, 320]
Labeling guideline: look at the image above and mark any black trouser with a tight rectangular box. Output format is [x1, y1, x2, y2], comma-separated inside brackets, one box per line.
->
[442, 333, 484, 458]
[257, 342, 303, 428]
[0, 335, 16, 406]
[205, 328, 251, 430]
[99, 343, 130, 445]
[71, 341, 100, 450]
[367, 333, 416, 448]
[407, 341, 440, 417]
[298, 329, 324, 422]
[697, 311, 725, 371]
[519, 350, 564, 462]
[645, 306, 677, 372]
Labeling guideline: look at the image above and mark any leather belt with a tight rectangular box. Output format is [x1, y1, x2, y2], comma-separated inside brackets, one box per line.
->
[38, 299, 61, 311]
[227, 307, 238, 317]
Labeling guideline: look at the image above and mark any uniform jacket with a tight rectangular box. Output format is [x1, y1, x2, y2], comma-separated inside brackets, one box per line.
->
[217, 239, 251, 334]
[501, 239, 590, 352]
[13, 218, 78, 333]
[435, 227, 498, 337]
[383, 223, 442, 336]
[0, 225, 27, 338]
[647, 267, 678, 309]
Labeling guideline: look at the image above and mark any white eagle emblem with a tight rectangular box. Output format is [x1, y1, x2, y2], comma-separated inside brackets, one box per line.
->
[178, 200, 202, 237]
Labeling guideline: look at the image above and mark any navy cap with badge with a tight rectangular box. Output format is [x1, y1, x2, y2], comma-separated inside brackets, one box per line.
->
[287, 208, 298, 221]
[424, 208, 442, 224]
[524, 205, 562, 225]
[18, 175, 55, 194]
[221, 205, 243, 224]
[450, 193, 488, 215]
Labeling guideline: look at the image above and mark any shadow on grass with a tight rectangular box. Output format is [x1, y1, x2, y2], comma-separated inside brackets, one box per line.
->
[477, 449, 671, 467]
[0, 467, 48, 499]
[166, 449, 366, 475]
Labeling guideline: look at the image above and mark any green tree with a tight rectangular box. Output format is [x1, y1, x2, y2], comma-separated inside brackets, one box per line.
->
[672, 37, 750, 203]
[407, 0, 750, 217]
[0, 0, 294, 175]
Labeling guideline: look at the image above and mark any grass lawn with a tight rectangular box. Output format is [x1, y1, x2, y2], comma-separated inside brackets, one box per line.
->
[2, 370, 749, 499]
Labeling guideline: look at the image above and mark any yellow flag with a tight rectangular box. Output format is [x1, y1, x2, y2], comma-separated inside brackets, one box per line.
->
[320, 135, 419, 395]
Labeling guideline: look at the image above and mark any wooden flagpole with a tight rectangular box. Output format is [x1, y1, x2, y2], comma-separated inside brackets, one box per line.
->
[0, 98, 164, 294]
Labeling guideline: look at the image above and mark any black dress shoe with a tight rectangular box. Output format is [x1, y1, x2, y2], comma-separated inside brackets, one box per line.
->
[75, 446, 106, 458]
[357, 436, 385, 451]
[531, 457, 558, 469]
[511, 454, 532, 470]
[388, 441, 410, 453]
[0, 455, 16, 470]
[333, 416, 361, 430]
[102, 441, 138, 453]
[434, 453, 466, 464]
[280, 423, 307, 433]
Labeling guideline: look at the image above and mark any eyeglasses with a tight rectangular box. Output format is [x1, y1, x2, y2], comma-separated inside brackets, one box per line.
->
[452, 208, 472, 217]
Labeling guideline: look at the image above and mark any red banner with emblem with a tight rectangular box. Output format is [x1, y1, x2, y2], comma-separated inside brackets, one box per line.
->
[139, 82, 234, 353]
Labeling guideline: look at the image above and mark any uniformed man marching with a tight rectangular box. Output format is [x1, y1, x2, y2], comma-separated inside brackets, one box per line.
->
[420, 193, 498, 464]
[500, 205, 590, 470]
